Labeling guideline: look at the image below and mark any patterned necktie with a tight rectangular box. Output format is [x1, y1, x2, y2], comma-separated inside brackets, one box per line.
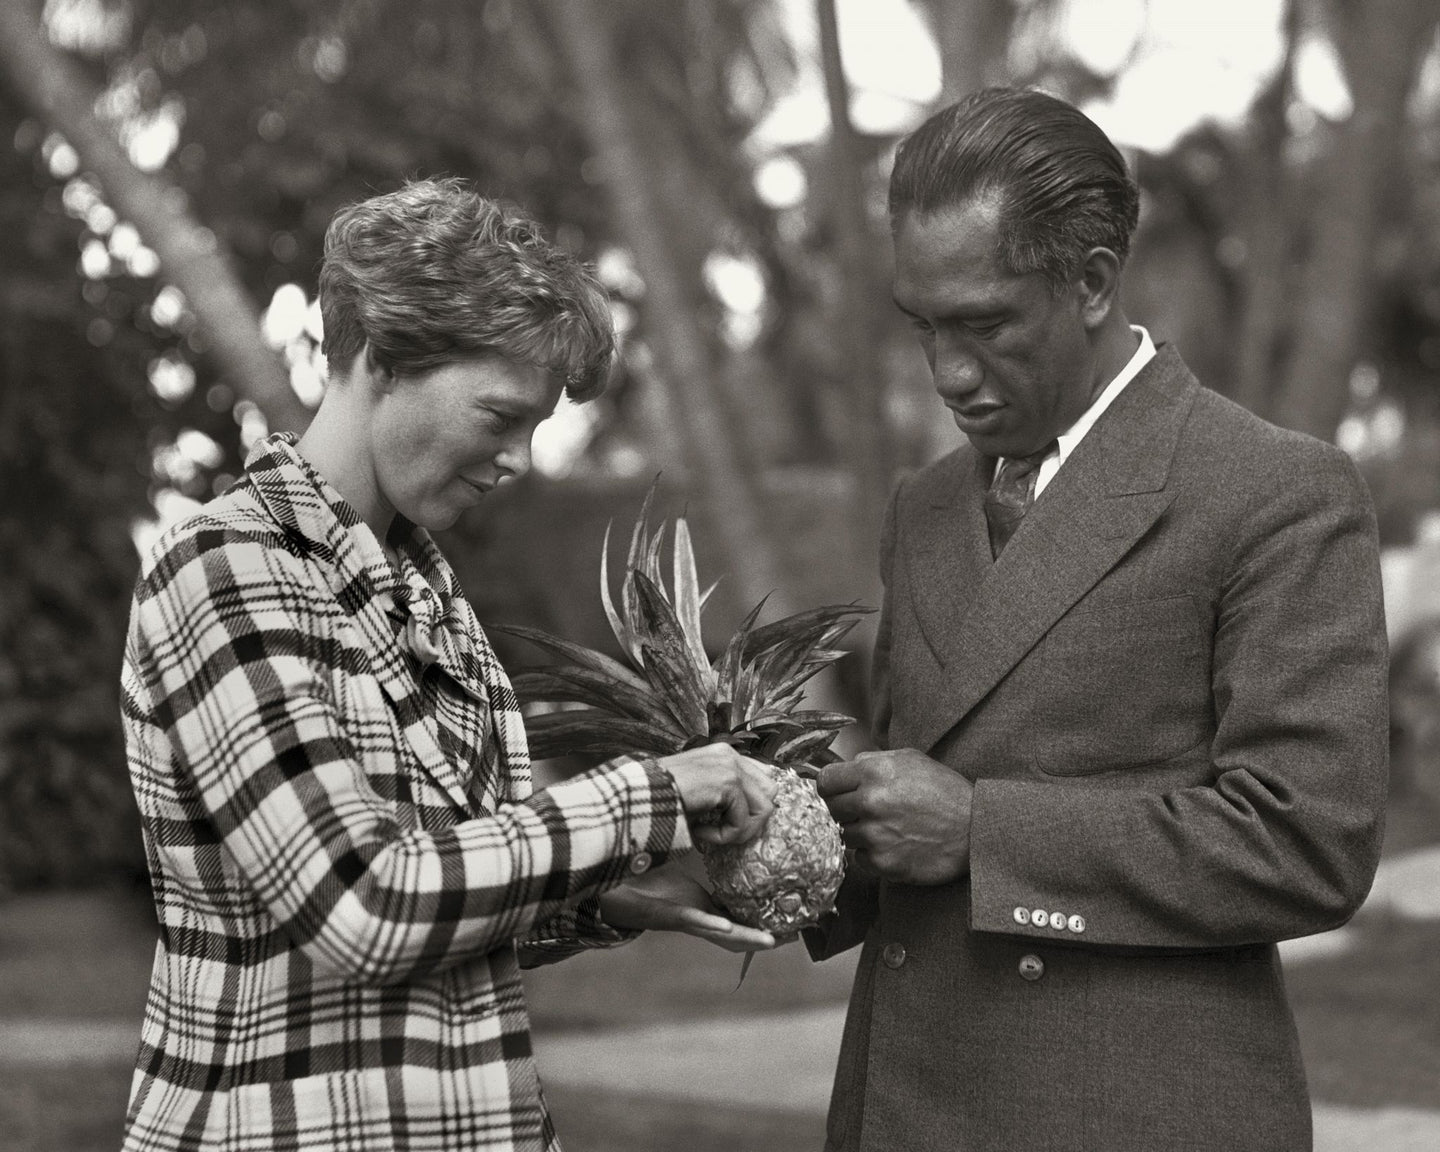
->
[983, 442, 1056, 558]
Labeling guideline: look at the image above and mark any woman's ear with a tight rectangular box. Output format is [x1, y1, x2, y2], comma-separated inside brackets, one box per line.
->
[1076, 246, 1123, 331]
[361, 343, 397, 395]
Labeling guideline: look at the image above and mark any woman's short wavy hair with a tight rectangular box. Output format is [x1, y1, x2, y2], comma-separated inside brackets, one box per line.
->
[319, 177, 614, 400]
[888, 87, 1140, 295]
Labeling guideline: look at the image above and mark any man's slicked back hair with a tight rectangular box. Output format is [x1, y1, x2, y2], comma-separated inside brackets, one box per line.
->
[319, 176, 614, 400]
[888, 87, 1140, 292]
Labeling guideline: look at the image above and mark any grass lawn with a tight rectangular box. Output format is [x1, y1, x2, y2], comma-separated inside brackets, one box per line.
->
[1289, 915, 1440, 1111]
[0, 1064, 135, 1152]
[523, 923, 857, 1033]
[0, 884, 155, 1019]
[545, 1088, 826, 1152]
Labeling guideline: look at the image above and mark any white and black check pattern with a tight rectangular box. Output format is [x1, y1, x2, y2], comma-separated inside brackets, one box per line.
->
[121, 434, 690, 1151]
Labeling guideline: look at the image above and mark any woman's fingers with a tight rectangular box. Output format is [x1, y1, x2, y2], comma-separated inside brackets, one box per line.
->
[664, 746, 777, 846]
[737, 755, 778, 815]
[604, 875, 778, 951]
[682, 918, 777, 952]
[675, 907, 735, 934]
[711, 753, 776, 844]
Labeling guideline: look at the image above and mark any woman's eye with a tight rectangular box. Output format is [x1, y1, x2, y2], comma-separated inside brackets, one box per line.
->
[910, 318, 934, 337]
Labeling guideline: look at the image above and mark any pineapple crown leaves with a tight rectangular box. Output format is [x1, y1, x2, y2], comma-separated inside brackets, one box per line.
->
[506, 666, 683, 734]
[600, 480, 718, 682]
[521, 708, 681, 762]
[492, 481, 875, 765]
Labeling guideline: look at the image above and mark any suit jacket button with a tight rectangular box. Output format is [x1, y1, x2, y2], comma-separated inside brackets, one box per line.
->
[1018, 953, 1045, 981]
[882, 942, 907, 969]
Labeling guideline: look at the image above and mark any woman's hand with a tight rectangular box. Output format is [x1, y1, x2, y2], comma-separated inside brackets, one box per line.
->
[597, 862, 778, 952]
[656, 744, 776, 846]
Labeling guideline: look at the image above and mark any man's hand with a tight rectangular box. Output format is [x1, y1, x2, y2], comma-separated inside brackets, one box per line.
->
[817, 749, 973, 885]
[596, 861, 779, 953]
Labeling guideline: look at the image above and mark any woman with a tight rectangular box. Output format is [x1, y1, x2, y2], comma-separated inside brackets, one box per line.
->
[121, 177, 777, 1152]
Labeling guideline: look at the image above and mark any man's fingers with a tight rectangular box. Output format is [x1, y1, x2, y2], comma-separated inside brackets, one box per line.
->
[823, 789, 867, 825]
[817, 760, 864, 798]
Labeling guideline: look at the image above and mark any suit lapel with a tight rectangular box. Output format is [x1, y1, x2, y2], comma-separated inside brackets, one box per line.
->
[906, 346, 1198, 753]
[907, 448, 992, 667]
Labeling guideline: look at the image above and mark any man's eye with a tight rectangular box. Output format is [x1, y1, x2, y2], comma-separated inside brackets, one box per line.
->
[968, 320, 1003, 339]
[910, 318, 934, 337]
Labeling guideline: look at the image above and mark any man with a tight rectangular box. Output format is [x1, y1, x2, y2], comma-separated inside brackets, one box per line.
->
[810, 87, 1389, 1152]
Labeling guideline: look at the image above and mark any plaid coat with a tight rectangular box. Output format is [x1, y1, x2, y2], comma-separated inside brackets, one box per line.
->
[121, 434, 690, 1152]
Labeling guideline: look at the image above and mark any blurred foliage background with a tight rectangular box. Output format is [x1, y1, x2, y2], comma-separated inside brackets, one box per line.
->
[2, 0, 1440, 892]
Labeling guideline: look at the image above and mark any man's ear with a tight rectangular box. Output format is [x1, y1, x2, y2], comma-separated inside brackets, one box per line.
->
[1076, 247, 1123, 331]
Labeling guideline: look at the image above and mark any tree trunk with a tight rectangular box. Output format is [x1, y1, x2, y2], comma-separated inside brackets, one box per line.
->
[543, 0, 796, 621]
[816, 0, 894, 569]
[1270, 0, 1440, 440]
[925, 0, 1017, 103]
[0, 0, 308, 435]
[1230, 0, 1302, 417]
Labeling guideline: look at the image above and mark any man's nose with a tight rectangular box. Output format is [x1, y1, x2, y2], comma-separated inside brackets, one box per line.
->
[933, 339, 983, 399]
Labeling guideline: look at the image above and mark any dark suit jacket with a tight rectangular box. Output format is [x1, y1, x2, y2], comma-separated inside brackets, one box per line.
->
[811, 346, 1389, 1152]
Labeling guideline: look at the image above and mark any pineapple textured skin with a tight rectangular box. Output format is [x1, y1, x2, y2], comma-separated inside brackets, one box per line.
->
[699, 764, 845, 933]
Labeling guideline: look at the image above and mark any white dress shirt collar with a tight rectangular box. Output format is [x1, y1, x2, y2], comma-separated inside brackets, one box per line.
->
[1031, 325, 1156, 497]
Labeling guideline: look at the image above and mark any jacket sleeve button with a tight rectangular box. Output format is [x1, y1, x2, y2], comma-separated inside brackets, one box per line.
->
[1067, 914, 1086, 934]
[1013, 906, 1031, 925]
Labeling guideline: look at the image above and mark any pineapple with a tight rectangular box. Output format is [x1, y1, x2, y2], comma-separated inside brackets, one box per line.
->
[491, 486, 870, 934]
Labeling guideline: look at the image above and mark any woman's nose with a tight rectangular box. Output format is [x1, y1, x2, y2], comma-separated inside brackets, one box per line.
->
[494, 433, 533, 481]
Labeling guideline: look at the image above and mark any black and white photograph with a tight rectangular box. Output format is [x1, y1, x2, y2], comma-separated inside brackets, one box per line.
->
[1, 1, 1438, 1149]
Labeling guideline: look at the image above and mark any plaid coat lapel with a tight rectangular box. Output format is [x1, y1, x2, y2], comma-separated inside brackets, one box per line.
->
[401, 527, 534, 806]
[243, 435, 480, 816]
